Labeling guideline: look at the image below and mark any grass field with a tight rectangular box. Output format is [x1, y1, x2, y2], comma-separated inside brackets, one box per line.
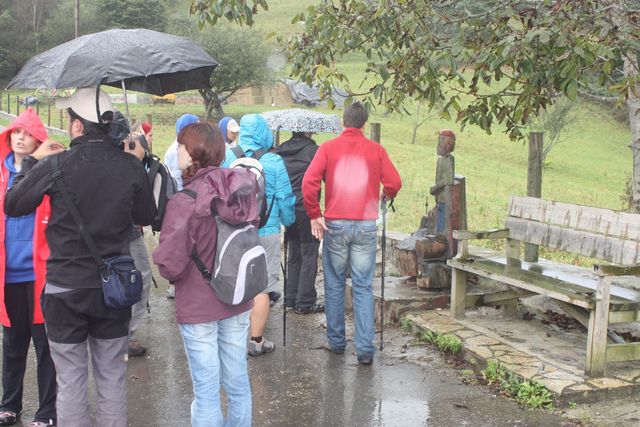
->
[0, 1, 633, 265]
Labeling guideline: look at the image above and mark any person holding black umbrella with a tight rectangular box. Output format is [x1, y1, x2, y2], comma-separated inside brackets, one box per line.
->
[5, 87, 156, 427]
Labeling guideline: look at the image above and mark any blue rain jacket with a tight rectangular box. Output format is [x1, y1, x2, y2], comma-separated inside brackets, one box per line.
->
[222, 114, 295, 236]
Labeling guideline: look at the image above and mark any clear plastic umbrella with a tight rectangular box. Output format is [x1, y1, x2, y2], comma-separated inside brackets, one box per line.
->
[260, 109, 342, 134]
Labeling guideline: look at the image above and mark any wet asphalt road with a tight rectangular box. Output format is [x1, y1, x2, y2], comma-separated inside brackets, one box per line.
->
[7, 274, 574, 426]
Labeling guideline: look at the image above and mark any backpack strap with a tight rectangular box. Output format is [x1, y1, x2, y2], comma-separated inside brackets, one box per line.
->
[252, 149, 268, 161]
[231, 146, 245, 159]
[180, 188, 216, 279]
[191, 248, 213, 280]
[147, 157, 162, 181]
[50, 155, 107, 275]
[180, 188, 197, 199]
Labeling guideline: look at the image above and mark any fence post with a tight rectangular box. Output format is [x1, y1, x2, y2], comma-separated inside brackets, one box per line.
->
[47, 102, 51, 127]
[524, 132, 543, 262]
[370, 122, 381, 143]
[16, 96, 20, 115]
[36, 101, 40, 115]
[59, 110, 63, 129]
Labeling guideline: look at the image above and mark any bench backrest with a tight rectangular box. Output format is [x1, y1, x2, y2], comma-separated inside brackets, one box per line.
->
[506, 196, 640, 265]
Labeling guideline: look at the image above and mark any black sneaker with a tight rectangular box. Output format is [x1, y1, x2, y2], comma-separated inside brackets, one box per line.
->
[268, 291, 281, 306]
[357, 354, 373, 365]
[128, 340, 147, 357]
[294, 302, 325, 315]
[0, 410, 19, 426]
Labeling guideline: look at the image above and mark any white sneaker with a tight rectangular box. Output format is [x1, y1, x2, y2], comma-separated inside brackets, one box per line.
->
[166, 286, 175, 299]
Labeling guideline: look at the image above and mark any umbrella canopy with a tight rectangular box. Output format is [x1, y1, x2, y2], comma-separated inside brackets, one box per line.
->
[7, 29, 218, 96]
[260, 109, 342, 134]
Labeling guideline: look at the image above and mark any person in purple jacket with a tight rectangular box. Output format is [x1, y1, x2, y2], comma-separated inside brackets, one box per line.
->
[152, 122, 255, 427]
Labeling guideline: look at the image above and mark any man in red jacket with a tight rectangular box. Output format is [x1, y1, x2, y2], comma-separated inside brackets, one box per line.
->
[302, 102, 402, 365]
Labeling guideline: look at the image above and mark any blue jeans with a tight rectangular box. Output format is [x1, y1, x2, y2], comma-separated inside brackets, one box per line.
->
[323, 220, 377, 358]
[179, 311, 251, 427]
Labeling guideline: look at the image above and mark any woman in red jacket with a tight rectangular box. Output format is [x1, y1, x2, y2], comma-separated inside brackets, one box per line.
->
[0, 108, 56, 427]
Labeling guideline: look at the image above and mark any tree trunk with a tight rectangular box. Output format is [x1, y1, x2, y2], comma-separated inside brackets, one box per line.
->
[198, 88, 225, 120]
[608, 0, 640, 213]
[624, 54, 640, 213]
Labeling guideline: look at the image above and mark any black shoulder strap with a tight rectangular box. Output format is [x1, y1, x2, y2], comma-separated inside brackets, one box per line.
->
[191, 248, 213, 280]
[231, 146, 245, 159]
[180, 188, 197, 199]
[252, 149, 268, 161]
[147, 157, 162, 180]
[50, 155, 105, 271]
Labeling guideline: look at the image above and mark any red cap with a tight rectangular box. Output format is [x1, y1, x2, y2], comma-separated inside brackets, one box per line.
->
[141, 122, 152, 135]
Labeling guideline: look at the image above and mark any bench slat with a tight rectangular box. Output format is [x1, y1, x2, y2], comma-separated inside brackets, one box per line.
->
[606, 342, 640, 363]
[505, 217, 640, 265]
[508, 196, 640, 241]
[487, 256, 640, 302]
[448, 258, 594, 309]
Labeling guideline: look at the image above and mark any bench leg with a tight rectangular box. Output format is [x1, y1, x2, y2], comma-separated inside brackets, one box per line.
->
[451, 268, 467, 319]
[501, 300, 518, 317]
[585, 276, 612, 377]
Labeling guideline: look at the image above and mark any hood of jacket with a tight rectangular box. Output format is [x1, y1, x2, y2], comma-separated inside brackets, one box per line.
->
[238, 114, 273, 154]
[218, 116, 232, 144]
[0, 107, 48, 158]
[187, 166, 260, 225]
[277, 134, 316, 156]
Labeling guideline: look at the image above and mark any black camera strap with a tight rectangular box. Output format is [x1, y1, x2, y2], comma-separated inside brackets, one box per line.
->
[49, 155, 107, 276]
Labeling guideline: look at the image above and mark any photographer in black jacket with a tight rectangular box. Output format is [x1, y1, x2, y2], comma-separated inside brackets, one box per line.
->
[276, 132, 324, 314]
[5, 87, 156, 427]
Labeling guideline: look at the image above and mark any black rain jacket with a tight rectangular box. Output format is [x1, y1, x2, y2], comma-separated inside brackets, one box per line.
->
[5, 133, 156, 289]
[276, 135, 318, 213]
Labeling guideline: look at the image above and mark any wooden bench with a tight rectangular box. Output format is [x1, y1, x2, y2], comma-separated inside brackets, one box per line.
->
[447, 196, 640, 377]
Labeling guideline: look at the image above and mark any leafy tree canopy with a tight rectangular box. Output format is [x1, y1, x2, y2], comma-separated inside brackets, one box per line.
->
[190, 0, 640, 141]
[169, 16, 271, 118]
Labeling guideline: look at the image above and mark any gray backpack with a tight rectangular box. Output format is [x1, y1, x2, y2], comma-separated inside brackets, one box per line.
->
[181, 188, 268, 305]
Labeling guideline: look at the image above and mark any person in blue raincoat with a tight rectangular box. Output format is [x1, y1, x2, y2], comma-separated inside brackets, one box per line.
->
[222, 114, 295, 356]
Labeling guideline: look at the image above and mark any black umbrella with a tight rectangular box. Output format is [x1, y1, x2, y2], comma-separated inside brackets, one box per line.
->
[7, 28, 218, 96]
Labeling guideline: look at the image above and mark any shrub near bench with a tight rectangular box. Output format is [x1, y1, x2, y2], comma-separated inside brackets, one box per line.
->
[448, 196, 640, 377]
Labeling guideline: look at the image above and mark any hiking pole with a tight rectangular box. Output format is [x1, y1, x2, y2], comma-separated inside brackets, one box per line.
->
[281, 232, 289, 347]
[380, 197, 395, 351]
[379, 196, 387, 351]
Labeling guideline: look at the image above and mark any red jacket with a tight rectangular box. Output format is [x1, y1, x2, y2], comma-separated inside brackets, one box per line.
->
[0, 107, 50, 327]
[302, 128, 402, 220]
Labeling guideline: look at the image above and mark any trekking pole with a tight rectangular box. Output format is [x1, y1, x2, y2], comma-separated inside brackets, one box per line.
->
[282, 232, 288, 346]
[380, 197, 394, 351]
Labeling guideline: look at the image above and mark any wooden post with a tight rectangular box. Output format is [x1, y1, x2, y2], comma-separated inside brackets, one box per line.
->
[36, 101, 40, 115]
[6, 93, 9, 115]
[47, 102, 51, 126]
[451, 268, 467, 319]
[74, 0, 80, 38]
[370, 122, 381, 143]
[16, 96, 20, 115]
[586, 275, 612, 377]
[59, 110, 63, 129]
[525, 132, 543, 262]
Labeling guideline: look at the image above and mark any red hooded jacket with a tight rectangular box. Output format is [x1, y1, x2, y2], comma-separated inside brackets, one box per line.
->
[0, 107, 50, 327]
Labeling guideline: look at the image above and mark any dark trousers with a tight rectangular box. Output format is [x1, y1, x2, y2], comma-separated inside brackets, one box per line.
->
[284, 211, 320, 309]
[1, 282, 56, 423]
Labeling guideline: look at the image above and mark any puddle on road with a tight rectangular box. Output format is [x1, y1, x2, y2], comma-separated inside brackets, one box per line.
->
[368, 398, 429, 426]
